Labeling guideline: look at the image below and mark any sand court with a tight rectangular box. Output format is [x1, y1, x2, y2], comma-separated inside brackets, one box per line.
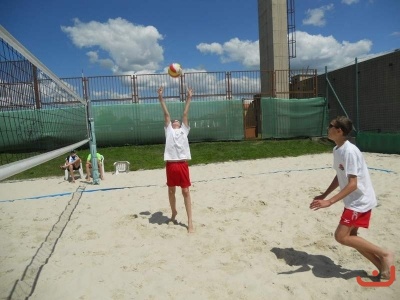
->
[0, 153, 399, 299]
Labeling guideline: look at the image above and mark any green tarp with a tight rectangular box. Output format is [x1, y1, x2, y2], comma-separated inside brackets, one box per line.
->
[357, 132, 400, 154]
[261, 97, 328, 138]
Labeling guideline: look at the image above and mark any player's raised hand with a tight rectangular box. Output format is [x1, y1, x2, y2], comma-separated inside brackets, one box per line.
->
[157, 86, 164, 98]
[186, 87, 193, 99]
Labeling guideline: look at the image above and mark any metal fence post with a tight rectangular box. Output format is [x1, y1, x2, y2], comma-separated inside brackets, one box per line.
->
[132, 75, 138, 103]
[32, 65, 41, 109]
[226, 72, 232, 100]
[355, 57, 359, 133]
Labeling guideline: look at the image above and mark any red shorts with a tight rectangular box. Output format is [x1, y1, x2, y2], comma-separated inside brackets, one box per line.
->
[339, 208, 372, 228]
[166, 161, 191, 188]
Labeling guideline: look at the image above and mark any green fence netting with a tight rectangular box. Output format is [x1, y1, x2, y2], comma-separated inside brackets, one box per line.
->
[1, 98, 333, 153]
[261, 97, 328, 139]
[93, 100, 244, 146]
[0, 107, 87, 153]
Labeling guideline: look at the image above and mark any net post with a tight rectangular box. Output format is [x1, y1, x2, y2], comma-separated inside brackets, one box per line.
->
[88, 96, 100, 184]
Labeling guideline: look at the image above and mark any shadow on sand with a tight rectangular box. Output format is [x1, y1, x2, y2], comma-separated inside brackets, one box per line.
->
[271, 247, 378, 281]
[139, 211, 187, 230]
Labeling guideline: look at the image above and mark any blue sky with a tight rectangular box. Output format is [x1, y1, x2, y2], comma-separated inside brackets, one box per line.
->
[1, 0, 399, 78]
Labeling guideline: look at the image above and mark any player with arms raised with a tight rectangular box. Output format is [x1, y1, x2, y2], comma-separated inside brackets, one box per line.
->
[157, 86, 194, 233]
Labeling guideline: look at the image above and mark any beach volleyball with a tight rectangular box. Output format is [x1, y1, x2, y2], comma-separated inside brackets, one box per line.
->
[168, 63, 182, 78]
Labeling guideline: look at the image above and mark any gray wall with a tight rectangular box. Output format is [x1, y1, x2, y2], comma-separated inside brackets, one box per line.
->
[316, 50, 400, 133]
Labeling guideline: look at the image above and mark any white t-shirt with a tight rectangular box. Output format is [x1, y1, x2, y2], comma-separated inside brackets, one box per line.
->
[164, 122, 191, 161]
[333, 140, 377, 212]
[67, 154, 79, 164]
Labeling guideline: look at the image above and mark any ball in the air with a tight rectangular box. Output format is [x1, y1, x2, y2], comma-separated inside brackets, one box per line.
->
[168, 63, 182, 78]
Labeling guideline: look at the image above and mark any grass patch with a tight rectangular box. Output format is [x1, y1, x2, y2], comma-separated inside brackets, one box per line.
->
[4, 138, 333, 181]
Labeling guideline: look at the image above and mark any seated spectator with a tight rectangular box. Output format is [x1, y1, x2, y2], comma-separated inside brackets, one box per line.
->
[60, 150, 82, 183]
[86, 152, 105, 181]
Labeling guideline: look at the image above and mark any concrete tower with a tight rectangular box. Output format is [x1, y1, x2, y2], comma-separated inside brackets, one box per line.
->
[258, 0, 289, 97]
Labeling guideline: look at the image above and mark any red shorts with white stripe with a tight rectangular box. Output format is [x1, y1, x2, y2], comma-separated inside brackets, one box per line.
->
[166, 161, 191, 188]
[339, 208, 372, 228]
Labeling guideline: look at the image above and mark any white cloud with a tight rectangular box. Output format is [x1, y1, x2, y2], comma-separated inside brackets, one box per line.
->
[87, 51, 115, 70]
[196, 31, 374, 73]
[60, 17, 379, 76]
[197, 38, 259, 69]
[341, 0, 359, 5]
[196, 42, 223, 55]
[61, 18, 164, 73]
[290, 31, 372, 72]
[303, 4, 334, 27]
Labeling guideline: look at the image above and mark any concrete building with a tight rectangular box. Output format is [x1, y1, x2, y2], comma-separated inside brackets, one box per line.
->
[258, 0, 289, 98]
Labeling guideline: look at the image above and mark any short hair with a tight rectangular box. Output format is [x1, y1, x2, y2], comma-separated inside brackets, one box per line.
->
[70, 150, 76, 154]
[332, 116, 353, 136]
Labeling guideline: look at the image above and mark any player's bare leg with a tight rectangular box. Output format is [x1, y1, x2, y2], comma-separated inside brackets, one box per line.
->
[335, 225, 394, 278]
[67, 165, 75, 182]
[182, 187, 194, 233]
[349, 227, 382, 272]
[168, 186, 178, 222]
[380, 251, 395, 279]
[86, 162, 91, 180]
[99, 162, 105, 180]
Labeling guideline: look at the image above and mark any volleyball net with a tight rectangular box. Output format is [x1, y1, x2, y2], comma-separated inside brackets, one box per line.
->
[0, 26, 89, 181]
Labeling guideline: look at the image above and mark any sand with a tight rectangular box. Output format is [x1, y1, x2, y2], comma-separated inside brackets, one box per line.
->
[0, 153, 399, 300]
